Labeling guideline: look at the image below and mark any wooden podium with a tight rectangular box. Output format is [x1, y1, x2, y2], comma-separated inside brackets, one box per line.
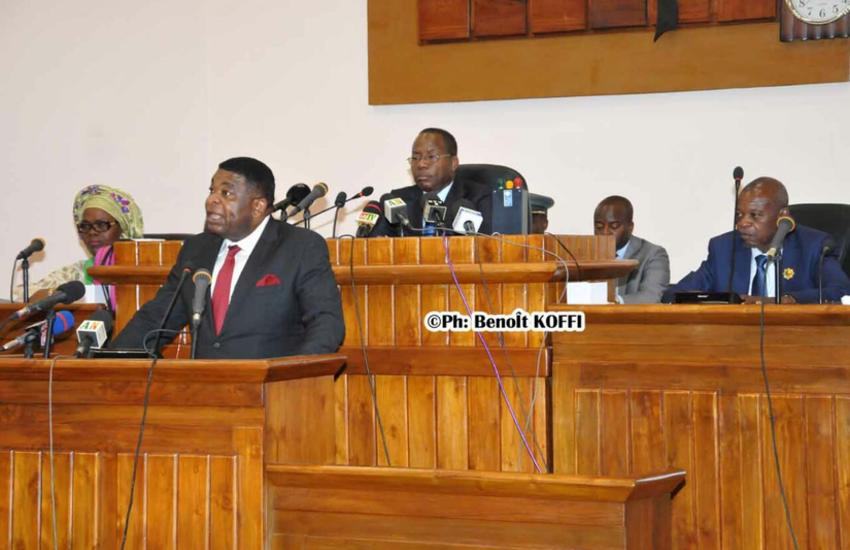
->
[0, 354, 343, 548]
[551, 304, 850, 549]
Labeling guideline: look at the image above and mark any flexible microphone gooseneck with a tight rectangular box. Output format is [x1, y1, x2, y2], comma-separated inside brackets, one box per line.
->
[727, 166, 744, 302]
[149, 263, 194, 357]
[818, 238, 836, 305]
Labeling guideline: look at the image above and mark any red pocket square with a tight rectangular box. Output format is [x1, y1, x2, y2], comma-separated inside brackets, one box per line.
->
[256, 274, 282, 287]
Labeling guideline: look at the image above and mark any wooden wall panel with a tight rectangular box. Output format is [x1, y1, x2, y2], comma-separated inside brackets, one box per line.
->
[473, 0, 528, 37]
[529, 0, 587, 33]
[551, 304, 850, 549]
[370, 0, 850, 104]
[418, 0, 470, 41]
[716, 0, 775, 21]
[589, 0, 647, 29]
[648, 0, 711, 24]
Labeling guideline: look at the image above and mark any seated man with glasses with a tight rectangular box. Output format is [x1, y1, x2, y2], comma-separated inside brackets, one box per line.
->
[368, 128, 493, 237]
[13, 185, 144, 310]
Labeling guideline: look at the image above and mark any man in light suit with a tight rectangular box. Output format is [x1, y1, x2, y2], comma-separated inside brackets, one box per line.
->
[111, 157, 344, 359]
[368, 128, 492, 237]
[594, 196, 670, 304]
[663, 177, 850, 304]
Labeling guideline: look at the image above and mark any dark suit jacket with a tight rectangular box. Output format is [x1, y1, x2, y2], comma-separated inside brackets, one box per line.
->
[368, 177, 493, 237]
[662, 225, 850, 304]
[111, 218, 345, 358]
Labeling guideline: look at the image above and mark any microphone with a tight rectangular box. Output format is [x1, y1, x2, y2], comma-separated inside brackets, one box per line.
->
[272, 183, 311, 213]
[355, 200, 383, 237]
[2, 311, 75, 352]
[818, 237, 836, 305]
[351, 186, 374, 200]
[727, 166, 744, 301]
[284, 182, 328, 220]
[9, 281, 85, 321]
[452, 200, 484, 235]
[383, 197, 411, 228]
[16, 238, 45, 260]
[421, 192, 448, 226]
[74, 310, 113, 358]
[191, 269, 212, 329]
[733, 166, 744, 184]
[765, 215, 797, 260]
[334, 191, 347, 208]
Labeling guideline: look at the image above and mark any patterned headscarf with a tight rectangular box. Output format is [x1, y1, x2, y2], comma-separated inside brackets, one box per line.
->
[72, 185, 144, 239]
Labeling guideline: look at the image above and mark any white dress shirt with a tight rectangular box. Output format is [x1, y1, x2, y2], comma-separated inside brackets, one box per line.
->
[210, 216, 270, 302]
[747, 247, 776, 297]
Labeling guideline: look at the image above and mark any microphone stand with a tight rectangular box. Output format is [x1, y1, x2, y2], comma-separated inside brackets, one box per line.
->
[21, 257, 30, 303]
[190, 322, 200, 360]
[42, 308, 56, 358]
[332, 206, 342, 238]
[303, 207, 312, 230]
[818, 247, 829, 304]
[771, 253, 783, 305]
[727, 180, 741, 303]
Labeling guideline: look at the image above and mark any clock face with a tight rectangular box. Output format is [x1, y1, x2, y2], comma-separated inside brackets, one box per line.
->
[785, 0, 850, 24]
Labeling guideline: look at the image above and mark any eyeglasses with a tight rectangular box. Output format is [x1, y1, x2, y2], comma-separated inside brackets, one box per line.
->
[77, 220, 117, 234]
[407, 153, 452, 166]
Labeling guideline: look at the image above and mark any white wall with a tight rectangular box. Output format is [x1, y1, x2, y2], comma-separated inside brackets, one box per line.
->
[2, 0, 848, 292]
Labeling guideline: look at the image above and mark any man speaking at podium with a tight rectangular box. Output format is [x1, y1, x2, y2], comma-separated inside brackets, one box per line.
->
[368, 128, 492, 236]
[111, 157, 344, 358]
[663, 177, 850, 304]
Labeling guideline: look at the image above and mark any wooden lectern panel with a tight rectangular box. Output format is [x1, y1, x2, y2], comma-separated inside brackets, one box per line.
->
[551, 304, 850, 549]
[93, 235, 622, 473]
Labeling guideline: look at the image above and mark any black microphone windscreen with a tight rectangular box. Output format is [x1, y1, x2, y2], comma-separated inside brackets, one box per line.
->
[733, 166, 744, 181]
[360, 186, 374, 197]
[287, 183, 311, 203]
[57, 281, 86, 303]
[334, 191, 347, 207]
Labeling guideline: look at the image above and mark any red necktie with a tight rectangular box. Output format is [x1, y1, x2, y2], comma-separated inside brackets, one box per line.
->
[212, 245, 240, 335]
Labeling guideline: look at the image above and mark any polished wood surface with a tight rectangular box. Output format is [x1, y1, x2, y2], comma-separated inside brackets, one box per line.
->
[550, 304, 850, 549]
[92, 235, 617, 474]
[0, 354, 343, 549]
[371, 0, 850, 104]
[267, 464, 685, 549]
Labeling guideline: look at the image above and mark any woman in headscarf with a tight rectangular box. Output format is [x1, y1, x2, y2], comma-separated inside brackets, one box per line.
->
[14, 185, 144, 309]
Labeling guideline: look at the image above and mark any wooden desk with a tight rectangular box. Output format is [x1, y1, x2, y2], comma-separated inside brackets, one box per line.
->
[267, 465, 685, 549]
[0, 354, 343, 549]
[550, 304, 850, 549]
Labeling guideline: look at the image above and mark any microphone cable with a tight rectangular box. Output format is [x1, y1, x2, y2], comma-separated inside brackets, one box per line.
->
[469, 235, 572, 471]
[441, 235, 543, 473]
[119, 326, 182, 550]
[9, 259, 18, 302]
[757, 273, 800, 550]
[47, 353, 69, 550]
[338, 233, 393, 467]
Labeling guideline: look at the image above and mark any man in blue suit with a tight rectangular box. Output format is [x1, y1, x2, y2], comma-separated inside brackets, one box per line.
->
[663, 177, 850, 304]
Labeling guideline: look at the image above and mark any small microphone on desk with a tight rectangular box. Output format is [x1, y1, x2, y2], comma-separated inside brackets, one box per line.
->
[1, 311, 75, 352]
[272, 183, 311, 213]
[75, 310, 113, 358]
[355, 200, 383, 237]
[284, 182, 328, 220]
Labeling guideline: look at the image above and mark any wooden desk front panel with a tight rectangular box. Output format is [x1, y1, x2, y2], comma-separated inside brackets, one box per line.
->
[334, 372, 550, 473]
[551, 305, 850, 550]
[0, 359, 274, 549]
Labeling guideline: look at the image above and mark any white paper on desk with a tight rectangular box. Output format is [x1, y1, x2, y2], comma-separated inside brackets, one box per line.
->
[566, 282, 609, 304]
[842, 296, 850, 305]
[83, 284, 108, 305]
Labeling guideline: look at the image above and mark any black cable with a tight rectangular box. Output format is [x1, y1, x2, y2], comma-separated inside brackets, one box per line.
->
[758, 281, 800, 550]
[10, 258, 18, 302]
[546, 233, 583, 283]
[119, 327, 179, 550]
[472, 236, 550, 471]
[332, 207, 341, 239]
[339, 234, 392, 466]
